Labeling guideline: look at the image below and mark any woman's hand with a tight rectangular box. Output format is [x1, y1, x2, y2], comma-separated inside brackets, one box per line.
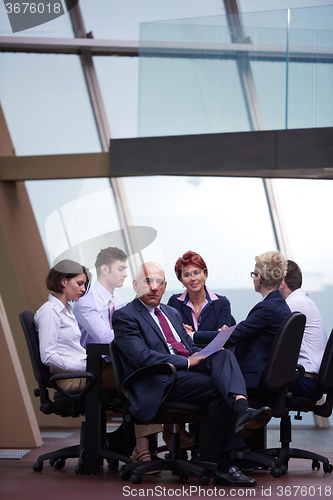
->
[183, 323, 194, 338]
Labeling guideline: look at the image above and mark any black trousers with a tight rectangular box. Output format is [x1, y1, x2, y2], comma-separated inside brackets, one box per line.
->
[165, 349, 246, 455]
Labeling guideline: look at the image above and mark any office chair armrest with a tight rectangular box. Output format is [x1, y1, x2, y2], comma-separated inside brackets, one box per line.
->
[49, 371, 96, 401]
[293, 364, 305, 384]
[314, 392, 333, 418]
[122, 362, 178, 404]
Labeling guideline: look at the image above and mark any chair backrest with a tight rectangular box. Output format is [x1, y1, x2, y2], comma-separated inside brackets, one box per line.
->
[19, 310, 51, 390]
[262, 312, 306, 392]
[317, 328, 333, 394]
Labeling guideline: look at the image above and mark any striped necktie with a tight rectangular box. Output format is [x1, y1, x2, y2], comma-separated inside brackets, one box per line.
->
[154, 307, 189, 358]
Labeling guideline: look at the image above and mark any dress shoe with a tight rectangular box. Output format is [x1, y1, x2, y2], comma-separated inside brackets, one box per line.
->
[234, 406, 272, 439]
[214, 466, 257, 486]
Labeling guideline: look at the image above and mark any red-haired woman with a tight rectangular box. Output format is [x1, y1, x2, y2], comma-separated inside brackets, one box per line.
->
[167, 251, 232, 345]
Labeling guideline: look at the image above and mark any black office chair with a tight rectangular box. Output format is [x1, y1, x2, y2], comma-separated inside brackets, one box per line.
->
[19, 310, 130, 474]
[269, 327, 333, 473]
[231, 311, 307, 477]
[110, 341, 215, 484]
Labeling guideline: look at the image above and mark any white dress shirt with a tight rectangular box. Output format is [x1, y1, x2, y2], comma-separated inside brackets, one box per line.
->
[73, 280, 125, 347]
[286, 288, 327, 374]
[34, 294, 86, 373]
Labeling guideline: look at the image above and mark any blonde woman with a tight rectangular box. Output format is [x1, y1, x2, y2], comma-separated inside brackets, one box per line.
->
[226, 250, 291, 391]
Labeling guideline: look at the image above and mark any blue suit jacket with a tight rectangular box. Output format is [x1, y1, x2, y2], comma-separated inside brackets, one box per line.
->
[167, 292, 231, 343]
[226, 290, 291, 388]
[112, 298, 201, 421]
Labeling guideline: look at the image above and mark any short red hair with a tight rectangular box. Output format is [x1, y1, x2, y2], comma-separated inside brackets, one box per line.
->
[174, 251, 208, 281]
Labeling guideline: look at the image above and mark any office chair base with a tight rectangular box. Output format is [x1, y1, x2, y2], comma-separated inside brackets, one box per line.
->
[231, 449, 287, 478]
[120, 457, 214, 485]
[265, 447, 333, 473]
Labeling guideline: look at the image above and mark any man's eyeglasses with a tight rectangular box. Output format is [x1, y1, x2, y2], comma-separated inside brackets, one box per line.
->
[250, 272, 260, 279]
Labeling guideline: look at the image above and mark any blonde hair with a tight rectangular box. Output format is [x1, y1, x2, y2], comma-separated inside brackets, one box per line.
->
[254, 251, 287, 289]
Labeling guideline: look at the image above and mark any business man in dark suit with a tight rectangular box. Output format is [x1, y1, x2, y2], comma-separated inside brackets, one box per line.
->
[113, 262, 272, 487]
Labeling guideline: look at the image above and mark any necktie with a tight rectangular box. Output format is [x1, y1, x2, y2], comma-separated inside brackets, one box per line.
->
[154, 308, 189, 358]
[109, 296, 115, 329]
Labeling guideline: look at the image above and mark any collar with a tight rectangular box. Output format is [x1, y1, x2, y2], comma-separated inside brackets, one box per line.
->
[263, 289, 282, 301]
[94, 279, 113, 304]
[138, 298, 157, 314]
[48, 293, 71, 313]
[288, 288, 306, 299]
[177, 286, 218, 305]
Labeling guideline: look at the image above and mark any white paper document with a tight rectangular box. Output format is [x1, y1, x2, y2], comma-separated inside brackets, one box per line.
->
[191, 325, 237, 358]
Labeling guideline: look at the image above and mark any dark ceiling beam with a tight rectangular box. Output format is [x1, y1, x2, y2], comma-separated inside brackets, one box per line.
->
[109, 127, 333, 180]
[1, 129, 332, 181]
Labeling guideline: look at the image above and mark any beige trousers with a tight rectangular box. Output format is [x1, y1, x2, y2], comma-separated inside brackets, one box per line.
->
[53, 365, 163, 438]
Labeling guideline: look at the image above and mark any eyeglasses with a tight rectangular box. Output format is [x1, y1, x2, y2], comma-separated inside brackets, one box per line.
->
[250, 272, 260, 279]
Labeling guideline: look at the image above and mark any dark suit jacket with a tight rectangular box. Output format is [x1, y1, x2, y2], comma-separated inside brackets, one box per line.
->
[226, 290, 291, 388]
[112, 298, 201, 421]
[167, 291, 231, 344]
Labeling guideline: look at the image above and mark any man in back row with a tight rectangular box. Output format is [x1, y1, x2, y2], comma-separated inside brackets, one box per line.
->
[73, 247, 162, 459]
[113, 261, 273, 487]
[279, 260, 327, 401]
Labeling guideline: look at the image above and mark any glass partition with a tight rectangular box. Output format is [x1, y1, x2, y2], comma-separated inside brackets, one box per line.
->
[138, 6, 333, 136]
[79, 0, 226, 41]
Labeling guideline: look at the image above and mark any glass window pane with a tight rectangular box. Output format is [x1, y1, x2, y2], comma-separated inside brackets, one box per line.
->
[122, 175, 277, 322]
[25, 178, 135, 302]
[94, 56, 139, 139]
[0, 52, 101, 155]
[275, 178, 333, 334]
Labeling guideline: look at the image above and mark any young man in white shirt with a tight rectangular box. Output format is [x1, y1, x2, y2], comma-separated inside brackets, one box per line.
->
[73, 247, 162, 463]
[279, 260, 327, 401]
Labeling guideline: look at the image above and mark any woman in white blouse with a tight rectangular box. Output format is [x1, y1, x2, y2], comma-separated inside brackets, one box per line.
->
[34, 259, 93, 391]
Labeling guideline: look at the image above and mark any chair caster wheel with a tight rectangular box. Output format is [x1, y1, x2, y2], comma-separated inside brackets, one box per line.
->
[54, 459, 65, 470]
[199, 475, 210, 485]
[270, 467, 281, 478]
[280, 465, 287, 475]
[323, 463, 333, 473]
[75, 464, 84, 475]
[120, 470, 132, 481]
[131, 473, 142, 484]
[33, 461, 43, 472]
[108, 459, 119, 471]
[49, 458, 56, 466]
[179, 470, 190, 480]
[312, 460, 320, 470]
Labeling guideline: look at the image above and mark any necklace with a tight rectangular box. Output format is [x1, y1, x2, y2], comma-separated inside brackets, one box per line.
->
[195, 301, 205, 314]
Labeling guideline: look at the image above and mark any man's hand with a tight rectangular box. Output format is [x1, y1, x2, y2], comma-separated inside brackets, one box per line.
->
[189, 354, 206, 367]
[218, 325, 229, 331]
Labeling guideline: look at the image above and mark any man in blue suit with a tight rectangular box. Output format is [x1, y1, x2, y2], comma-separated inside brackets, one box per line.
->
[113, 262, 272, 487]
